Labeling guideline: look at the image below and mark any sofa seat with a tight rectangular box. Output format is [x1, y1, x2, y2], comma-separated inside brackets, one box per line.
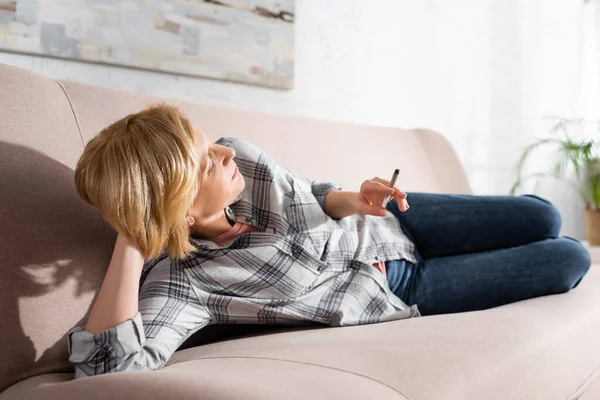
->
[2, 265, 599, 400]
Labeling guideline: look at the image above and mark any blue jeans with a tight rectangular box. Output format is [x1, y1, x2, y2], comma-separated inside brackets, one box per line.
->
[385, 193, 592, 316]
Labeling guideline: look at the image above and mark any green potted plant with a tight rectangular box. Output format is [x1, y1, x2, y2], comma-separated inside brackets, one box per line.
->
[510, 117, 600, 244]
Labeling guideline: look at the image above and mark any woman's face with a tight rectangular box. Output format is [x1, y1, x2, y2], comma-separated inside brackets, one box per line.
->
[189, 129, 245, 222]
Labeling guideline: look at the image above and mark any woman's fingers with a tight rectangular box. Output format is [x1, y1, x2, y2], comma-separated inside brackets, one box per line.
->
[365, 179, 395, 194]
[400, 198, 410, 211]
[370, 178, 408, 207]
[362, 180, 394, 207]
[356, 201, 388, 216]
[371, 177, 406, 197]
[360, 177, 410, 215]
[371, 177, 390, 186]
[394, 187, 407, 198]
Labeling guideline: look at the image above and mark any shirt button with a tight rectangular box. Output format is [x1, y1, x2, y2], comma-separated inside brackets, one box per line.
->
[245, 217, 251, 223]
[374, 255, 381, 261]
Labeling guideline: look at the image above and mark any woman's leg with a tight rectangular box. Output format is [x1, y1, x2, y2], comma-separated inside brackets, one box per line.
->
[386, 193, 562, 259]
[393, 237, 591, 316]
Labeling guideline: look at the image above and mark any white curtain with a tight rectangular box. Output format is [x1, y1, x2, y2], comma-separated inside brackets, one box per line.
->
[527, 0, 599, 240]
[423, 0, 598, 239]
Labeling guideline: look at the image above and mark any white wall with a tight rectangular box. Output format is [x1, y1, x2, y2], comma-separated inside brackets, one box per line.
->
[1, 0, 597, 239]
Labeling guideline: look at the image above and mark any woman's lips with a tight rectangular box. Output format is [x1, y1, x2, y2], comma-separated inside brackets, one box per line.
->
[232, 166, 239, 180]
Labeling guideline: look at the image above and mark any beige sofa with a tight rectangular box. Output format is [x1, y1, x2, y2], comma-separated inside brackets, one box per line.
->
[0, 62, 599, 400]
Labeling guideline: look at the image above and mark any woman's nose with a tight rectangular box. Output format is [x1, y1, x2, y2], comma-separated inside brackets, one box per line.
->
[218, 145, 236, 163]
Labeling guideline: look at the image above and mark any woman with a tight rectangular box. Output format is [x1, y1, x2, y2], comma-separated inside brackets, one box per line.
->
[67, 104, 591, 379]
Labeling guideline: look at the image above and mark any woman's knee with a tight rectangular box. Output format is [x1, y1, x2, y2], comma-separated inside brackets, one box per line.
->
[519, 194, 562, 239]
[548, 237, 591, 292]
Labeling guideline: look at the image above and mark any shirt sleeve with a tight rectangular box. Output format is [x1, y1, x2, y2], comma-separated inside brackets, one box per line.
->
[216, 136, 342, 211]
[67, 268, 210, 379]
[306, 180, 342, 212]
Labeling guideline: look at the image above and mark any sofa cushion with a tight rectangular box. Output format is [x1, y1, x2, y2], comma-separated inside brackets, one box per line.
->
[2, 266, 600, 399]
[0, 358, 410, 400]
[0, 62, 471, 394]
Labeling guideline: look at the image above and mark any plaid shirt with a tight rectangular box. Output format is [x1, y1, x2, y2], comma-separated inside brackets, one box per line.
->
[67, 137, 420, 378]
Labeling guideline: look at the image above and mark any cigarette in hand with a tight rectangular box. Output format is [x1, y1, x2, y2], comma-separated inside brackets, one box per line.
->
[382, 168, 400, 207]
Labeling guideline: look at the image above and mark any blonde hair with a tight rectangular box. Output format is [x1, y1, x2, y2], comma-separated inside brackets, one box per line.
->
[74, 103, 200, 261]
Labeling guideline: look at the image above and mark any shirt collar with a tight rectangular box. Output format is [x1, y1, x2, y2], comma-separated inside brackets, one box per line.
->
[189, 194, 249, 250]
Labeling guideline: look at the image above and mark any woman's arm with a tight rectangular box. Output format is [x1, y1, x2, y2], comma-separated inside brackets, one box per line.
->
[84, 232, 145, 333]
[323, 190, 360, 220]
[324, 179, 410, 220]
[68, 250, 211, 378]
[214, 137, 407, 219]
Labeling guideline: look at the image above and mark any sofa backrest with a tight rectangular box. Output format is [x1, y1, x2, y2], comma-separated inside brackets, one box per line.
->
[0, 62, 471, 392]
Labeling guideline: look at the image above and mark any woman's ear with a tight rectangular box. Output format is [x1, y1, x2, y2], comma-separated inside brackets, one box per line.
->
[186, 215, 195, 227]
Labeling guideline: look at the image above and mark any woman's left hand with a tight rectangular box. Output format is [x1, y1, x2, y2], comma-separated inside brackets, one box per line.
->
[354, 177, 409, 217]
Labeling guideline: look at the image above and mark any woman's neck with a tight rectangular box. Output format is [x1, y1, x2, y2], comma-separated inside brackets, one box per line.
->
[190, 210, 234, 240]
